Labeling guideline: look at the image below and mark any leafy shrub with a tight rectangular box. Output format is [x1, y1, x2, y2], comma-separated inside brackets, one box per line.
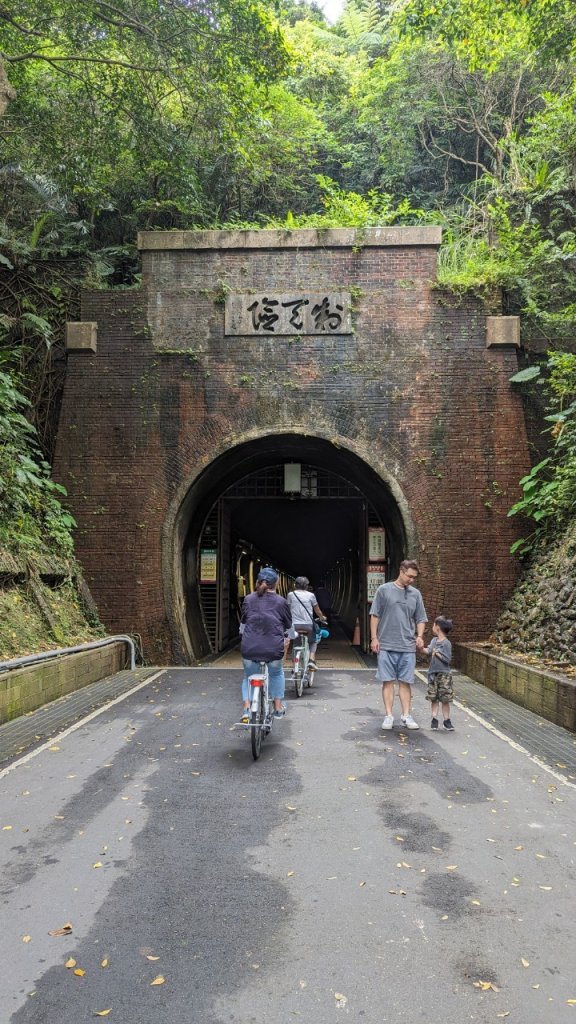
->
[508, 351, 576, 553]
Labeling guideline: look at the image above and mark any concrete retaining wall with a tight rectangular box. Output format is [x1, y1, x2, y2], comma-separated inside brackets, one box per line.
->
[0, 642, 127, 724]
[454, 643, 576, 732]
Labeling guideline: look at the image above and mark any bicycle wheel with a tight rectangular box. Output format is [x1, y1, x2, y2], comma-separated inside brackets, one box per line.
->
[293, 650, 304, 698]
[251, 687, 264, 760]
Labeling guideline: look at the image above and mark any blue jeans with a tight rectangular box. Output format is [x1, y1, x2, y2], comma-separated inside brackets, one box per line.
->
[242, 658, 285, 702]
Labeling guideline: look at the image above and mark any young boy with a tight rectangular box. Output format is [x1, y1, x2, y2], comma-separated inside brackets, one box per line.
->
[424, 616, 454, 731]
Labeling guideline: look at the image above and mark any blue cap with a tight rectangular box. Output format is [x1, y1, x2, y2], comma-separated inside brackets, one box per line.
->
[257, 567, 279, 585]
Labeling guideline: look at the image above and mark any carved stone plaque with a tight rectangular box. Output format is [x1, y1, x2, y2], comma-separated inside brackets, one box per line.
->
[225, 293, 352, 335]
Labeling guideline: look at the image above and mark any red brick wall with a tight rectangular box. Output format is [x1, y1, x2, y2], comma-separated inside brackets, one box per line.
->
[53, 233, 530, 662]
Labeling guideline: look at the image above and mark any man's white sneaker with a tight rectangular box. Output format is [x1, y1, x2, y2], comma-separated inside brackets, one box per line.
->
[382, 714, 394, 730]
[401, 714, 419, 730]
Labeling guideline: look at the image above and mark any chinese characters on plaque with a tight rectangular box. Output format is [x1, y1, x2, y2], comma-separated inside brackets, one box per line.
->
[225, 293, 353, 336]
[368, 527, 386, 562]
[200, 549, 217, 583]
[367, 565, 387, 599]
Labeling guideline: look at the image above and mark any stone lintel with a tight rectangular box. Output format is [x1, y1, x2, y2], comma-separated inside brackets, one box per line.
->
[66, 321, 97, 352]
[486, 316, 520, 348]
[137, 226, 443, 252]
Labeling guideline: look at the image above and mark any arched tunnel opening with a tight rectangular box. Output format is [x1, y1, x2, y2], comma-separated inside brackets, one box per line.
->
[173, 435, 410, 661]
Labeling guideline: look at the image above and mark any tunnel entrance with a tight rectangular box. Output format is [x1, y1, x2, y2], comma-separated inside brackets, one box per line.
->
[172, 435, 410, 660]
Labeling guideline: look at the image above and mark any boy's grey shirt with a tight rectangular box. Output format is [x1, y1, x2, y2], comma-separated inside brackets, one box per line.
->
[369, 581, 428, 651]
[427, 637, 452, 675]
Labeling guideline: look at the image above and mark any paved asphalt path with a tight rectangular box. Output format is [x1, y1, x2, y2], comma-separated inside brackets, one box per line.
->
[1, 667, 575, 1024]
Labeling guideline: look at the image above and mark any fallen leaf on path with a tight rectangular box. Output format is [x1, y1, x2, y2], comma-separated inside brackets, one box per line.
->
[347, 776, 357, 782]
[146, 956, 160, 961]
[395, 836, 405, 842]
[150, 975, 165, 986]
[287, 871, 295, 877]
[514, 845, 524, 851]
[538, 885, 552, 891]
[49, 746, 61, 752]
[521, 958, 530, 967]
[496, 1012, 510, 1018]
[49, 923, 73, 937]
[101, 958, 109, 968]
[446, 865, 458, 871]
[285, 806, 297, 812]
[65, 958, 77, 969]
[22, 936, 31, 943]
[93, 862, 103, 869]
[473, 980, 500, 992]
[74, 968, 86, 977]
[94, 1009, 112, 1016]
[334, 992, 347, 1007]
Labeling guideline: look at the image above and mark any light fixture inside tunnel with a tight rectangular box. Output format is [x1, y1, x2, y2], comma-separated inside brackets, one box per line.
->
[284, 463, 301, 493]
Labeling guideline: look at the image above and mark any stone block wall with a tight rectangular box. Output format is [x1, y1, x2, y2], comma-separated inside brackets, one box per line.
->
[0, 643, 127, 724]
[53, 228, 531, 662]
[455, 643, 576, 731]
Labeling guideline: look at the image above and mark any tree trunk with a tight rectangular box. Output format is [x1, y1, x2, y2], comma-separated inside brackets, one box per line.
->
[0, 60, 17, 114]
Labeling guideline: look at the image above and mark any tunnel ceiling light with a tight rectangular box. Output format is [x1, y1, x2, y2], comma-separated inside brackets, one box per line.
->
[284, 463, 302, 494]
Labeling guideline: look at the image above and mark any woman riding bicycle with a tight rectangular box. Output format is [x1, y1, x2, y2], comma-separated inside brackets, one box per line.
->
[240, 567, 294, 723]
[286, 576, 328, 670]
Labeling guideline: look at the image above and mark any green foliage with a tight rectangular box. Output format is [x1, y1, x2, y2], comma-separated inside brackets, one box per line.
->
[0, 365, 76, 558]
[265, 175, 432, 227]
[508, 352, 576, 553]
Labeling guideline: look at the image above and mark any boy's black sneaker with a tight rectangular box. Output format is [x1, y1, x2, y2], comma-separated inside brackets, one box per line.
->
[431, 717, 439, 730]
[443, 719, 455, 731]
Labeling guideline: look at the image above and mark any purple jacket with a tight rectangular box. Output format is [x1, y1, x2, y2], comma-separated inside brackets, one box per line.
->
[240, 590, 292, 662]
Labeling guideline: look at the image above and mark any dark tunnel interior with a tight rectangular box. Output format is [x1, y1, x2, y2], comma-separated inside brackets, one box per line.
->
[177, 435, 408, 660]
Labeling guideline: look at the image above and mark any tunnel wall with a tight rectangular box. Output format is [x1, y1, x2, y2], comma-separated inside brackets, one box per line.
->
[53, 228, 531, 663]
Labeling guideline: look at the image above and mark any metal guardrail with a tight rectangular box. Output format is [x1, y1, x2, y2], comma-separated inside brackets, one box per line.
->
[0, 636, 137, 674]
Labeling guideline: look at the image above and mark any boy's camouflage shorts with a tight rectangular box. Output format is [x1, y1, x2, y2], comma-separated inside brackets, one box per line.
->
[426, 672, 454, 703]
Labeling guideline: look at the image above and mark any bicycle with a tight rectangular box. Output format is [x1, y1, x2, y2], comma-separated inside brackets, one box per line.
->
[291, 629, 313, 698]
[245, 661, 274, 760]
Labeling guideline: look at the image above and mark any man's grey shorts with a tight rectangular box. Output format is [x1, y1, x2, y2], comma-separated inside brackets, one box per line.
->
[376, 650, 416, 684]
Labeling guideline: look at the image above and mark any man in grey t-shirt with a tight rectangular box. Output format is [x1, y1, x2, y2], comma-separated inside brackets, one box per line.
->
[369, 559, 427, 731]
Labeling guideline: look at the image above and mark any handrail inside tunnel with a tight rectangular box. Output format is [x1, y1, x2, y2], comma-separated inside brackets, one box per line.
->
[0, 635, 138, 674]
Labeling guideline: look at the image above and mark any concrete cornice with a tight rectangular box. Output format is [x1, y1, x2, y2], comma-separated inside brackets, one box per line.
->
[137, 226, 443, 251]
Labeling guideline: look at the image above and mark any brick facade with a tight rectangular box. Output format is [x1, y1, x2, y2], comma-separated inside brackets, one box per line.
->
[53, 228, 531, 663]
